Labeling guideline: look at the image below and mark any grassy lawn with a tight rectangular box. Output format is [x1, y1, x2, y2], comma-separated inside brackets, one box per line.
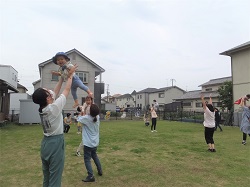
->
[0, 120, 249, 187]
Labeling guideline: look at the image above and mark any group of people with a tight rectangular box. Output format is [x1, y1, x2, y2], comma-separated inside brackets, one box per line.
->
[32, 52, 102, 186]
[143, 99, 159, 132]
[201, 94, 250, 152]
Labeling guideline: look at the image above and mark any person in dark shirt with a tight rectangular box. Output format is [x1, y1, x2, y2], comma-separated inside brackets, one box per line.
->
[214, 108, 223, 132]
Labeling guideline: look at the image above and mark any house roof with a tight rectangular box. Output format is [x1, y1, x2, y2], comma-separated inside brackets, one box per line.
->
[32, 79, 41, 85]
[199, 76, 232, 87]
[117, 94, 133, 99]
[175, 90, 219, 101]
[136, 88, 158, 94]
[17, 83, 28, 91]
[0, 79, 19, 93]
[38, 48, 105, 74]
[220, 41, 250, 56]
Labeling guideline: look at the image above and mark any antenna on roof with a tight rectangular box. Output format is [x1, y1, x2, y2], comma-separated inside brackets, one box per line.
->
[170, 79, 176, 87]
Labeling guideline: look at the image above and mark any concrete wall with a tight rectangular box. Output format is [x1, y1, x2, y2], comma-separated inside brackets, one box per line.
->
[10, 93, 30, 114]
[19, 99, 40, 124]
[231, 48, 250, 111]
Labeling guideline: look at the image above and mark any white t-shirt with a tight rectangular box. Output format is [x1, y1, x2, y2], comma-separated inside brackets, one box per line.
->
[39, 94, 66, 136]
[203, 107, 215, 128]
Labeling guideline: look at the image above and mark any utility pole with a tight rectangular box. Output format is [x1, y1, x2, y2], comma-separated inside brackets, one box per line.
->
[170, 79, 176, 87]
[106, 84, 109, 102]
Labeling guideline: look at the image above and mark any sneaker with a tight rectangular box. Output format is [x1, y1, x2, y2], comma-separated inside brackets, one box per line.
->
[76, 151, 81, 157]
[151, 130, 154, 132]
[97, 169, 103, 176]
[212, 149, 216, 152]
[242, 141, 246, 145]
[82, 176, 95, 182]
[154, 130, 157, 132]
[207, 148, 213, 152]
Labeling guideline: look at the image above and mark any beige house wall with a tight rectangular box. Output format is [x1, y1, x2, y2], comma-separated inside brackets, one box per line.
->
[231, 48, 250, 111]
[36, 52, 101, 111]
[149, 87, 185, 106]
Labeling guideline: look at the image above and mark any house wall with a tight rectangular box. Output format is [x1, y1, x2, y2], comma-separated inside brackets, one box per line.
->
[0, 65, 18, 89]
[116, 96, 135, 108]
[201, 85, 221, 92]
[39, 52, 100, 111]
[19, 99, 40, 124]
[10, 93, 30, 114]
[231, 48, 250, 111]
[181, 97, 221, 112]
[135, 93, 148, 109]
[149, 88, 185, 108]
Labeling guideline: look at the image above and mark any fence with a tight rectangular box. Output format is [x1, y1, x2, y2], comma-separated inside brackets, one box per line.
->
[5, 109, 236, 126]
[99, 109, 234, 126]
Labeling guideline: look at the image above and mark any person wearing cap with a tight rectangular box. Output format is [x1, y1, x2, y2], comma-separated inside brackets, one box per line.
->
[52, 52, 93, 108]
[32, 64, 77, 187]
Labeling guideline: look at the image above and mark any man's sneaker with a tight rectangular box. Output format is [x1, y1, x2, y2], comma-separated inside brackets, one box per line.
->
[97, 169, 103, 176]
[82, 175, 95, 182]
[76, 151, 81, 157]
[154, 130, 157, 132]
[151, 130, 154, 132]
[242, 141, 246, 145]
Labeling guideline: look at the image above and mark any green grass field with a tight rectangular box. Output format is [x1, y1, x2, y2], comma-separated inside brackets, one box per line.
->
[0, 120, 249, 187]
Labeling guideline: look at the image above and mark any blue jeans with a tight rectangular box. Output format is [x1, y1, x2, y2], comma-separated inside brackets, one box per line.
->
[83, 146, 102, 177]
[71, 75, 89, 100]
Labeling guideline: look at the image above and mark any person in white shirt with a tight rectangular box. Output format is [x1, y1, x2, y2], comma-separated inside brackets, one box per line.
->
[32, 64, 77, 187]
[150, 104, 158, 132]
[201, 94, 216, 152]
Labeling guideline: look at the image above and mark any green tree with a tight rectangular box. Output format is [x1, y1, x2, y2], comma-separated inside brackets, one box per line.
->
[217, 81, 233, 111]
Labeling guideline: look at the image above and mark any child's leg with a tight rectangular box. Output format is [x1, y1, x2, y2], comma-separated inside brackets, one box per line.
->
[71, 86, 79, 108]
[74, 76, 93, 98]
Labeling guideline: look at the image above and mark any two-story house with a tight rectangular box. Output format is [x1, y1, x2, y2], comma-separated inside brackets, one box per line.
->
[135, 86, 186, 111]
[33, 49, 105, 110]
[220, 41, 250, 111]
[175, 77, 232, 112]
[0, 65, 19, 121]
[116, 93, 135, 109]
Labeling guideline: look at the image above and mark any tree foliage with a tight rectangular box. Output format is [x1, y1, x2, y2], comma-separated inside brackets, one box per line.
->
[217, 81, 233, 111]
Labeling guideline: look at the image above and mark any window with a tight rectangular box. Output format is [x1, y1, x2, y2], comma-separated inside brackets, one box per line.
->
[196, 103, 202, 107]
[205, 88, 212, 91]
[183, 102, 192, 107]
[137, 95, 139, 99]
[213, 102, 222, 107]
[75, 72, 88, 83]
[159, 93, 164, 98]
[140, 95, 142, 99]
[52, 73, 59, 81]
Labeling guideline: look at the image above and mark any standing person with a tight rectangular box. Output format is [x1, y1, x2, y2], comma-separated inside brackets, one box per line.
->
[32, 65, 77, 187]
[63, 113, 71, 133]
[214, 108, 223, 131]
[201, 94, 216, 152]
[52, 52, 93, 108]
[150, 104, 158, 132]
[77, 104, 103, 182]
[75, 96, 93, 157]
[239, 98, 250, 145]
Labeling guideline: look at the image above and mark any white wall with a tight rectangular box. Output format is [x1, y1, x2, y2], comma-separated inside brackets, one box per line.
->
[0, 65, 18, 89]
[10, 93, 30, 113]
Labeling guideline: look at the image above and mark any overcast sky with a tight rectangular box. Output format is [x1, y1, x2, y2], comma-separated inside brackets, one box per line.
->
[1, 0, 250, 96]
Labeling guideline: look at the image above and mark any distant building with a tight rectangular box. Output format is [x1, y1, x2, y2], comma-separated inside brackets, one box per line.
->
[135, 86, 186, 111]
[175, 77, 232, 112]
[0, 65, 19, 121]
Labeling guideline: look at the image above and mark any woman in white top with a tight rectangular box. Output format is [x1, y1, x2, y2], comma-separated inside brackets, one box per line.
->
[201, 94, 216, 152]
